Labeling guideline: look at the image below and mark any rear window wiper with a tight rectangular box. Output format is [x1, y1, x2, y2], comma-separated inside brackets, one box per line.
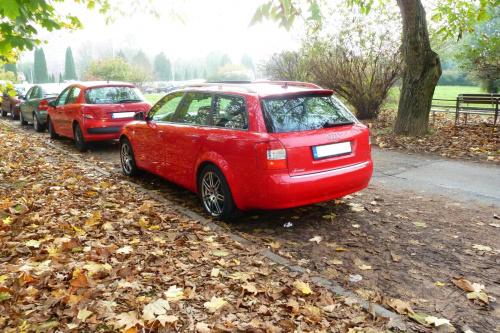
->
[117, 99, 143, 103]
[323, 121, 355, 128]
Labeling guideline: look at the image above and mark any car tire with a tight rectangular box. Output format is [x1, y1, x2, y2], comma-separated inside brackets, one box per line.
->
[10, 106, 18, 120]
[198, 165, 236, 220]
[48, 118, 59, 139]
[19, 111, 28, 125]
[120, 138, 143, 177]
[73, 123, 88, 152]
[33, 114, 45, 132]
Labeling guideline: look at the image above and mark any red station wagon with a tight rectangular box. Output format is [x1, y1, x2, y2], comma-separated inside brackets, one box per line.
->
[119, 81, 373, 219]
[47, 81, 151, 152]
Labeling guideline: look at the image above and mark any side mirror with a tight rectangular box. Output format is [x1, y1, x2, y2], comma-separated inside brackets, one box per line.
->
[48, 100, 56, 108]
[134, 111, 145, 120]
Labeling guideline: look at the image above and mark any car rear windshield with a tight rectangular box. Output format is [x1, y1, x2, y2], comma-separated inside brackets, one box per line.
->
[84, 86, 145, 104]
[260, 93, 358, 133]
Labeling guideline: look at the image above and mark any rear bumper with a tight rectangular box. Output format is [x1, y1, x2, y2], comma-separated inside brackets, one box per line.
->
[82, 119, 129, 141]
[233, 160, 373, 210]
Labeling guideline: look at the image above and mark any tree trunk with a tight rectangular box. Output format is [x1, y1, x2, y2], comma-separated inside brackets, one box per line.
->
[394, 0, 442, 136]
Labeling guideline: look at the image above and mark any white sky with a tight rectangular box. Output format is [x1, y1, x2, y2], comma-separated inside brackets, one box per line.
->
[21, 0, 304, 73]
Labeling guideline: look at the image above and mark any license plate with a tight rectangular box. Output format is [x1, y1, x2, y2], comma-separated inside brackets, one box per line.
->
[111, 112, 135, 119]
[312, 141, 352, 159]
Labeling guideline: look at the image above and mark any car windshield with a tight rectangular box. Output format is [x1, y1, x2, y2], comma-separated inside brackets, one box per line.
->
[260, 93, 358, 133]
[84, 86, 145, 104]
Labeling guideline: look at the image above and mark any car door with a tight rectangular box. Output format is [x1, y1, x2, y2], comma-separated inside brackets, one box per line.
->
[161, 92, 212, 190]
[62, 87, 81, 137]
[50, 87, 73, 137]
[20, 86, 37, 119]
[133, 92, 185, 176]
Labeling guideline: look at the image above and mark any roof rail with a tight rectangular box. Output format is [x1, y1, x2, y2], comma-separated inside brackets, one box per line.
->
[178, 82, 258, 93]
[252, 81, 322, 89]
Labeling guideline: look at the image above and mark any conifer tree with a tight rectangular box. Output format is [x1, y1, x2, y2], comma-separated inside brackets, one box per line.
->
[34, 48, 49, 84]
[64, 47, 78, 80]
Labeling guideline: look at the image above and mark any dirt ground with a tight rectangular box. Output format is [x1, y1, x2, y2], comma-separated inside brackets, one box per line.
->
[5, 116, 500, 332]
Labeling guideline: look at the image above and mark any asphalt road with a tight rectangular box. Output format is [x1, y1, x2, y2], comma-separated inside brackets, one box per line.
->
[371, 148, 500, 207]
[2, 115, 499, 208]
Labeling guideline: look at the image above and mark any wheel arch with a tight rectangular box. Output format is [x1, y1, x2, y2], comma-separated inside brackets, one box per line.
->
[195, 154, 243, 210]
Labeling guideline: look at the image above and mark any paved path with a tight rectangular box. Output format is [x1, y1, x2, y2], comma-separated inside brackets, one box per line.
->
[371, 147, 500, 207]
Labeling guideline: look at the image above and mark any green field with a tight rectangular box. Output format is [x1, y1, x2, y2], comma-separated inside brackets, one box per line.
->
[144, 93, 163, 105]
[432, 85, 482, 100]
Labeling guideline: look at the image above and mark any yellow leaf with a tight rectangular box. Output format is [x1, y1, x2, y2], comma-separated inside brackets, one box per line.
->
[77, 308, 92, 322]
[83, 261, 112, 275]
[204, 296, 227, 311]
[293, 280, 313, 295]
[164, 285, 184, 300]
[358, 264, 372, 270]
[425, 316, 451, 327]
[309, 236, 322, 243]
[0, 275, 9, 284]
[265, 241, 280, 249]
[26, 239, 42, 248]
[331, 259, 343, 265]
[435, 281, 445, 287]
[130, 238, 140, 244]
[3, 217, 13, 225]
[117, 246, 134, 254]
[336, 248, 346, 251]
[148, 225, 160, 230]
[153, 237, 166, 244]
[72, 225, 85, 233]
[473, 244, 492, 251]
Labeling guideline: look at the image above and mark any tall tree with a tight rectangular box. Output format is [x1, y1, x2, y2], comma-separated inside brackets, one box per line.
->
[34, 48, 49, 84]
[153, 52, 171, 81]
[3, 63, 18, 80]
[252, 0, 498, 136]
[220, 54, 231, 68]
[64, 47, 78, 81]
[84, 57, 130, 82]
[59, 72, 63, 83]
[241, 54, 255, 73]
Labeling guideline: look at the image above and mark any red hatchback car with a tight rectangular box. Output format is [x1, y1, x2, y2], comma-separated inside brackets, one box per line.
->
[120, 81, 373, 219]
[47, 81, 151, 151]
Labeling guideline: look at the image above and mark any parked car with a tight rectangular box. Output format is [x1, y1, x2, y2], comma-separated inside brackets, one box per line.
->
[47, 81, 151, 152]
[119, 81, 373, 220]
[1, 83, 32, 119]
[18, 83, 68, 130]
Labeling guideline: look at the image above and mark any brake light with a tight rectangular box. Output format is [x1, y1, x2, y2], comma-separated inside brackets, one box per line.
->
[82, 107, 98, 119]
[38, 100, 49, 111]
[255, 140, 287, 169]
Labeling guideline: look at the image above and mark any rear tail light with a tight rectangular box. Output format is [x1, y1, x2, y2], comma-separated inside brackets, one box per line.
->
[255, 140, 287, 170]
[82, 106, 98, 119]
[38, 100, 49, 111]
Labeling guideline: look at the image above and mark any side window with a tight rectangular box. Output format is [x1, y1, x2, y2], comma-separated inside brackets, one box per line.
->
[56, 87, 72, 107]
[66, 87, 81, 104]
[214, 95, 248, 129]
[149, 92, 184, 122]
[176, 92, 212, 125]
[26, 87, 36, 100]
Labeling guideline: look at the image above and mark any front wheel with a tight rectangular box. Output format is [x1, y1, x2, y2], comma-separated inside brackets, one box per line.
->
[33, 114, 45, 132]
[48, 118, 59, 139]
[73, 123, 88, 152]
[120, 138, 142, 176]
[19, 111, 28, 125]
[198, 165, 236, 220]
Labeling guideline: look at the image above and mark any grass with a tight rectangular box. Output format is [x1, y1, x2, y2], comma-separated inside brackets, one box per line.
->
[144, 93, 164, 105]
[432, 85, 482, 100]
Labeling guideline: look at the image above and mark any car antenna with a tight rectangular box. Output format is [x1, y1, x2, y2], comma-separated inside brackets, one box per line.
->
[282, 82, 288, 89]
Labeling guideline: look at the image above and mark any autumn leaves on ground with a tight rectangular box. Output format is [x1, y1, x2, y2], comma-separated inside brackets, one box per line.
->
[0, 125, 405, 332]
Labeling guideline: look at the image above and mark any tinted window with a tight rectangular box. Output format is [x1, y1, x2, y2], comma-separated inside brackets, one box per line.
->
[176, 92, 212, 125]
[149, 92, 184, 122]
[214, 95, 248, 129]
[261, 93, 358, 133]
[84, 86, 145, 104]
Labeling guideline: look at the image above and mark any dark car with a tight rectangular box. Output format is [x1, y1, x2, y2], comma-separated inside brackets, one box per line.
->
[1, 84, 32, 119]
[18, 83, 69, 131]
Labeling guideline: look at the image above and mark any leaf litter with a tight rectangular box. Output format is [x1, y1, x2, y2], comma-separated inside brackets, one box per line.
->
[0, 124, 401, 332]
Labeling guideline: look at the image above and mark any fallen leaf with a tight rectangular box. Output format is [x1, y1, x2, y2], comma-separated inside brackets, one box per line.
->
[164, 285, 184, 301]
[265, 241, 280, 249]
[309, 236, 322, 244]
[386, 299, 414, 314]
[391, 252, 401, 262]
[473, 244, 492, 251]
[204, 296, 227, 311]
[115, 311, 144, 330]
[412, 222, 427, 227]
[77, 308, 92, 322]
[467, 292, 489, 305]
[425, 316, 451, 327]
[293, 280, 313, 295]
[451, 277, 475, 292]
[435, 281, 445, 287]
[358, 264, 372, 270]
[117, 245, 134, 254]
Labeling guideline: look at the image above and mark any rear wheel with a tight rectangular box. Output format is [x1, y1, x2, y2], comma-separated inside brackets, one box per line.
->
[33, 114, 45, 132]
[48, 118, 59, 139]
[10, 106, 18, 120]
[19, 111, 28, 125]
[120, 138, 142, 176]
[198, 165, 236, 220]
[73, 123, 88, 152]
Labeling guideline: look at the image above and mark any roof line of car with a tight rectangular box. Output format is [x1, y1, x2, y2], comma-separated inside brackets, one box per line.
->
[179, 81, 323, 94]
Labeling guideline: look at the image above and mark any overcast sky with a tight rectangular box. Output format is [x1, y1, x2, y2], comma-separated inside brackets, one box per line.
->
[22, 0, 303, 68]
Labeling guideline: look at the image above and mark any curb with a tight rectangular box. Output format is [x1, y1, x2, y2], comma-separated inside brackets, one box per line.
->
[22, 126, 406, 329]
